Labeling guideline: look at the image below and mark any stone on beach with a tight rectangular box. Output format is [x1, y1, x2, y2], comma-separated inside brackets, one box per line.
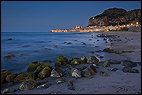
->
[14, 73, 36, 83]
[55, 78, 66, 84]
[38, 66, 51, 79]
[67, 80, 74, 90]
[82, 64, 97, 78]
[26, 61, 41, 72]
[103, 48, 117, 53]
[87, 56, 100, 64]
[50, 67, 64, 77]
[37, 83, 52, 89]
[80, 56, 87, 63]
[122, 67, 139, 73]
[18, 79, 37, 90]
[6, 74, 16, 82]
[1, 70, 11, 84]
[121, 60, 137, 68]
[70, 68, 82, 78]
[102, 60, 110, 67]
[2, 88, 16, 94]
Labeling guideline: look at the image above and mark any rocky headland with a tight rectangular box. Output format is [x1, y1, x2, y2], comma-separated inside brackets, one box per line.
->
[88, 8, 141, 26]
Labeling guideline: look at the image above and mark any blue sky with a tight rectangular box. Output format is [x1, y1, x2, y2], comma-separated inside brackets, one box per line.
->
[1, 1, 141, 32]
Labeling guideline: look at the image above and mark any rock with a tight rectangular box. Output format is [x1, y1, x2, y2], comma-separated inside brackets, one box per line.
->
[100, 71, 109, 77]
[82, 64, 97, 78]
[80, 56, 87, 63]
[70, 68, 82, 78]
[50, 67, 64, 77]
[38, 67, 51, 79]
[121, 60, 137, 68]
[71, 59, 80, 65]
[122, 67, 139, 73]
[115, 51, 122, 54]
[37, 83, 51, 89]
[41, 63, 52, 70]
[67, 42, 72, 44]
[82, 43, 86, 45]
[1, 70, 11, 84]
[6, 74, 16, 82]
[55, 78, 66, 84]
[2, 88, 16, 94]
[3, 54, 15, 59]
[55, 56, 69, 68]
[42, 60, 52, 63]
[18, 79, 37, 90]
[26, 61, 41, 72]
[99, 55, 104, 58]
[14, 73, 36, 83]
[67, 80, 74, 90]
[96, 50, 102, 52]
[87, 56, 100, 64]
[8, 38, 12, 40]
[108, 68, 118, 71]
[35, 65, 43, 73]
[90, 64, 97, 73]
[102, 60, 110, 67]
[108, 60, 121, 64]
[77, 66, 87, 71]
[103, 48, 117, 53]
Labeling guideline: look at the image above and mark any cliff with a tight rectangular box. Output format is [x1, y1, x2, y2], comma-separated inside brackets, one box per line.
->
[88, 8, 141, 26]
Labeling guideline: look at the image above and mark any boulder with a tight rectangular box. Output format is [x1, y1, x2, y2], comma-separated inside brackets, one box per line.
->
[2, 88, 16, 94]
[122, 67, 139, 73]
[50, 67, 64, 77]
[71, 59, 80, 65]
[26, 61, 41, 72]
[102, 60, 110, 67]
[103, 48, 117, 53]
[38, 67, 51, 79]
[100, 71, 109, 77]
[6, 74, 16, 82]
[81, 64, 97, 78]
[55, 78, 66, 84]
[41, 63, 52, 69]
[108, 68, 118, 71]
[87, 56, 100, 64]
[37, 83, 51, 89]
[1, 70, 11, 84]
[18, 79, 37, 90]
[8, 38, 12, 40]
[67, 80, 74, 90]
[80, 56, 87, 63]
[121, 60, 137, 68]
[55, 56, 69, 68]
[70, 68, 82, 78]
[14, 73, 36, 83]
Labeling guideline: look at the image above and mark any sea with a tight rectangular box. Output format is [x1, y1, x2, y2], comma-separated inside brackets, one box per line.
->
[1, 32, 112, 73]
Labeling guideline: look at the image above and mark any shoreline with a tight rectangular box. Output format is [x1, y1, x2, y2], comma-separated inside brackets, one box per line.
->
[1, 31, 141, 94]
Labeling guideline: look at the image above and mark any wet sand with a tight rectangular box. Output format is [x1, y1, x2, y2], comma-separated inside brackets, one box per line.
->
[1, 31, 141, 94]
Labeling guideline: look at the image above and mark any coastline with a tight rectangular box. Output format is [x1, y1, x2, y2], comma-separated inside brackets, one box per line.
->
[1, 31, 141, 94]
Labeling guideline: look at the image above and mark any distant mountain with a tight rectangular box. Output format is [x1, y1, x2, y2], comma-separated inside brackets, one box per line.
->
[88, 8, 141, 26]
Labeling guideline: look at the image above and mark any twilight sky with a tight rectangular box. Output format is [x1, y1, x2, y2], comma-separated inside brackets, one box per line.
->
[1, 1, 141, 32]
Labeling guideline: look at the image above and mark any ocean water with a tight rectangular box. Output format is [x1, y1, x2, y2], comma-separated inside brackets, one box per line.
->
[1, 32, 111, 73]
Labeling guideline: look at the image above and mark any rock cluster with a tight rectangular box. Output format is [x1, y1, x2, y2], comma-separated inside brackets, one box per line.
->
[1, 55, 140, 93]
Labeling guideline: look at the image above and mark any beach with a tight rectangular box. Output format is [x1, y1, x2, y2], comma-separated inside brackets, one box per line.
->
[1, 31, 141, 94]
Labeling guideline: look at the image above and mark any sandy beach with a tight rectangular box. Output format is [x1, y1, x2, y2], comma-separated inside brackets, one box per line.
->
[1, 31, 141, 94]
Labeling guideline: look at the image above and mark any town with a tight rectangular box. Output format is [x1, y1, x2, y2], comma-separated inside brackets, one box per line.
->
[51, 22, 141, 32]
